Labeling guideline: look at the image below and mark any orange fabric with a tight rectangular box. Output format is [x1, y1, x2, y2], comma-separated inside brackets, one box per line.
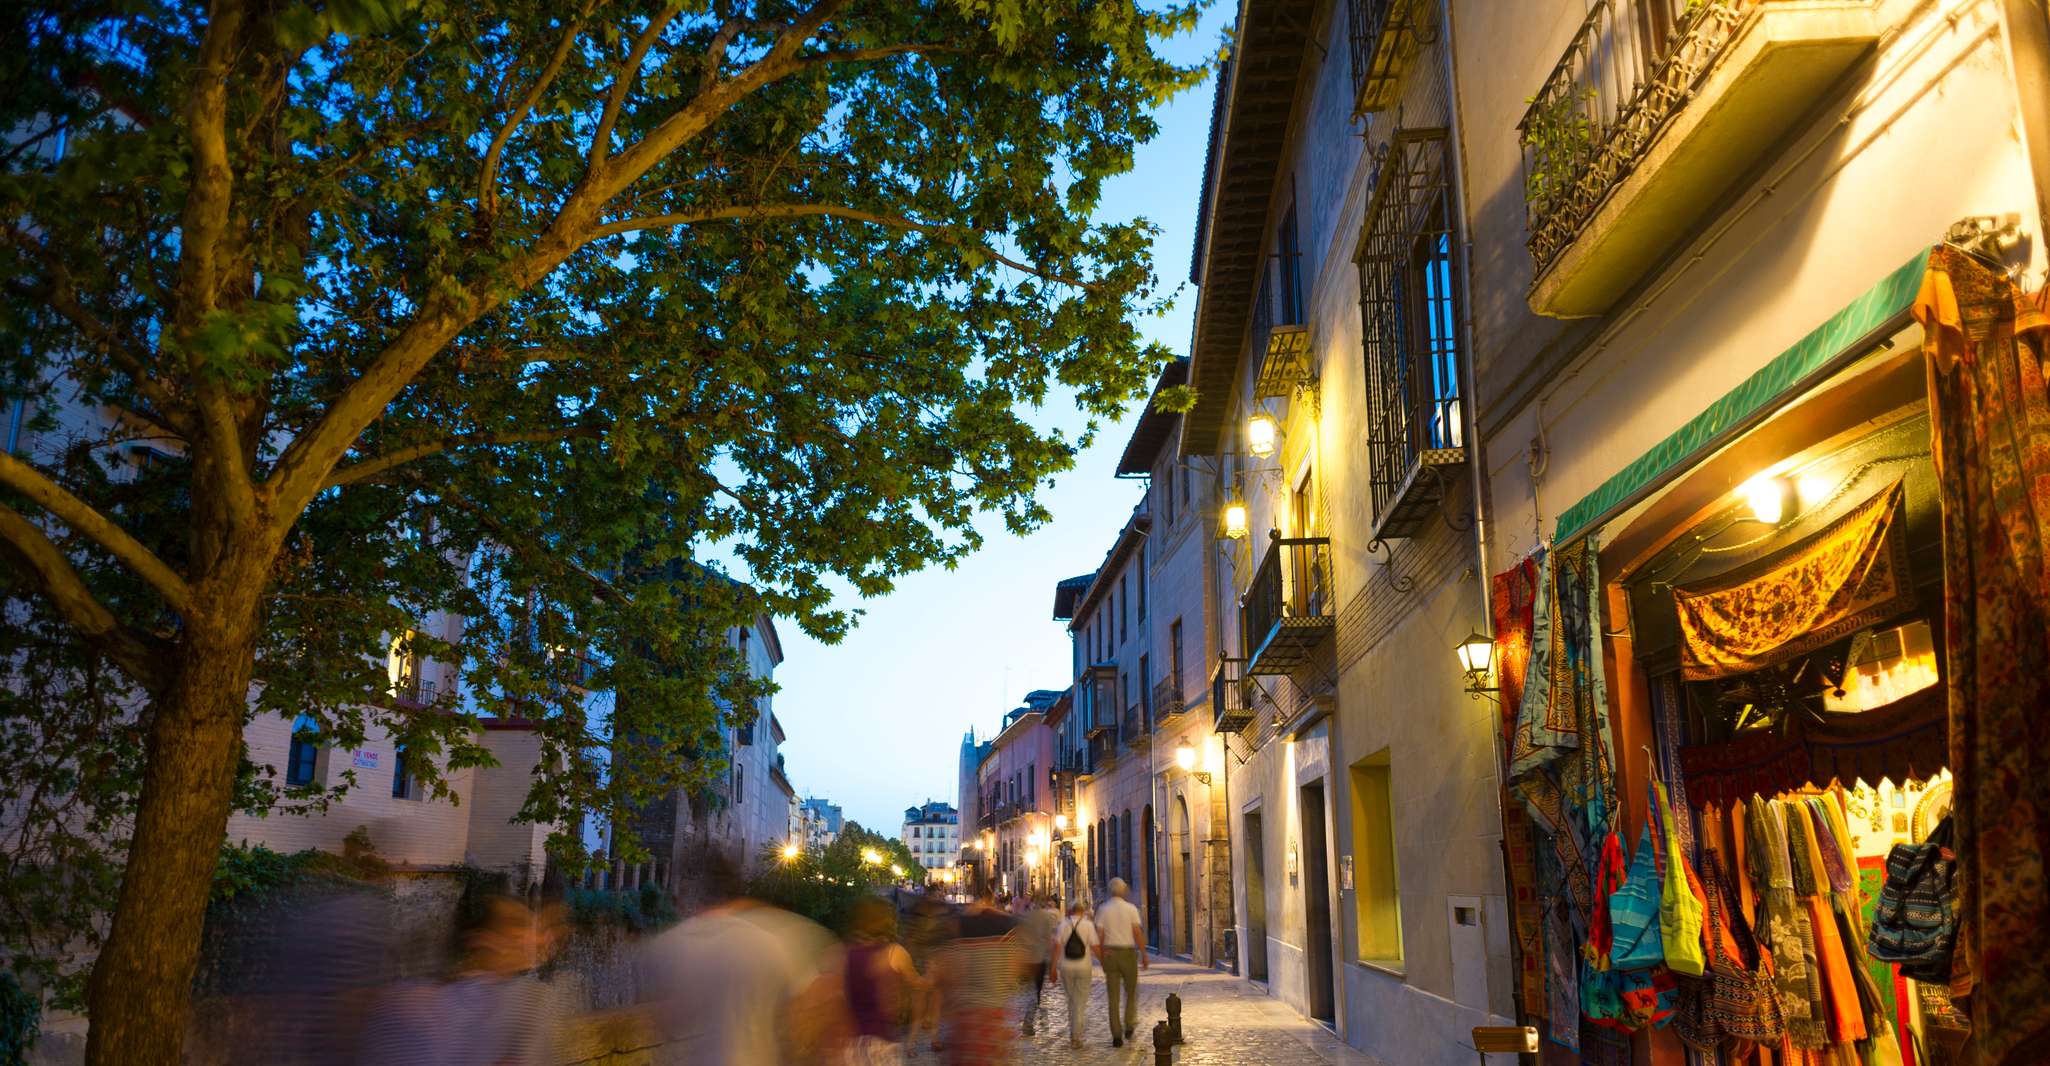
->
[1803, 894, 1866, 1045]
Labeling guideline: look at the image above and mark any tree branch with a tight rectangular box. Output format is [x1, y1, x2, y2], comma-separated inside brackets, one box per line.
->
[590, 4, 685, 173]
[0, 452, 194, 615]
[589, 203, 1101, 290]
[323, 427, 600, 489]
[1, 228, 188, 431]
[480, 5, 592, 218]
[0, 502, 170, 696]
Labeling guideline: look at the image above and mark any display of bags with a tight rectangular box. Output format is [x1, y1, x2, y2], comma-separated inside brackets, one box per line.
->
[1868, 814, 1957, 982]
[1653, 774, 1706, 977]
[1703, 848, 1786, 1049]
[1611, 825, 1665, 970]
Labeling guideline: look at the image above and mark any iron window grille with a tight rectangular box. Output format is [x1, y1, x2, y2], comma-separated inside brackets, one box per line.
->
[1356, 129, 1467, 542]
[1348, 0, 1426, 116]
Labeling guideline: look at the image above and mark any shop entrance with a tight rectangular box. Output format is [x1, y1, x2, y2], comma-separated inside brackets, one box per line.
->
[1299, 780, 1336, 1025]
[1244, 807, 1269, 982]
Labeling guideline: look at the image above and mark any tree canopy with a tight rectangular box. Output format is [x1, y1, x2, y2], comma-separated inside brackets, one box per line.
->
[0, 0, 1205, 1053]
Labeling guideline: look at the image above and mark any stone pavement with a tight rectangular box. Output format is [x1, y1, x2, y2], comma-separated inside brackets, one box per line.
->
[905, 956, 1385, 1065]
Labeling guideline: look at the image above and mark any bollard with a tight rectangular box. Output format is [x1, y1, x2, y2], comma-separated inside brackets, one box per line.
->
[1166, 992, 1183, 1044]
[1152, 1020, 1173, 1065]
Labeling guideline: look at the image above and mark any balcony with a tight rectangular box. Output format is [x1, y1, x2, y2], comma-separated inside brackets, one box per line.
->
[1241, 533, 1335, 676]
[391, 674, 437, 708]
[1089, 731, 1120, 770]
[1122, 707, 1150, 752]
[1212, 658, 1255, 733]
[1519, 0, 1879, 317]
[1347, 0, 1427, 116]
[1151, 678, 1186, 727]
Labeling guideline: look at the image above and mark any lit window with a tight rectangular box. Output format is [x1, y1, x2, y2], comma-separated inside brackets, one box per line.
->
[1350, 750, 1403, 964]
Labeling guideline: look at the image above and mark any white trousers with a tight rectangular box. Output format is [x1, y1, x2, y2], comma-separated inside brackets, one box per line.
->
[1056, 961, 1095, 1043]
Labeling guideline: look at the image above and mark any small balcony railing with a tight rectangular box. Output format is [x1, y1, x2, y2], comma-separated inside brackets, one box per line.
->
[1347, 0, 1426, 116]
[1089, 731, 1119, 770]
[391, 674, 436, 707]
[1212, 657, 1254, 733]
[1122, 707, 1150, 751]
[1242, 533, 1335, 676]
[1519, 0, 1751, 273]
[1151, 678, 1185, 726]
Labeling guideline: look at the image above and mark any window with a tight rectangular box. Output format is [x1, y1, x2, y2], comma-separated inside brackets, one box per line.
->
[1350, 750, 1403, 964]
[735, 762, 745, 804]
[391, 745, 416, 800]
[1137, 548, 1147, 620]
[287, 714, 320, 787]
[1182, 464, 1192, 510]
[1170, 620, 1184, 696]
[1027, 763, 1036, 805]
[1357, 130, 1462, 533]
[2, 398, 25, 454]
[1119, 575, 1128, 643]
[1139, 655, 1151, 723]
[1277, 202, 1305, 326]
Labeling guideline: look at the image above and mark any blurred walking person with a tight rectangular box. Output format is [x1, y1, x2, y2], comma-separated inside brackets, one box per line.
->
[1094, 878, 1146, 1047]
[933, 890, 1025, 1065]
[640, 855, 845, 1066]
[841, 896, 928, 1066]
[902, 893, 955, 1053]
[1049, 900, 1101, 1049]
[1014, 896, 1059, 1036]
[356, 895, 569, 1066]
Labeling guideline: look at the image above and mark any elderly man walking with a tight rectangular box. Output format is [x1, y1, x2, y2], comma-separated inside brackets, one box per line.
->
[1093, 878, 1147, 1047]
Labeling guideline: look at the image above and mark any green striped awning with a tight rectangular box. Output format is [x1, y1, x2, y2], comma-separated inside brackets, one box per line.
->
[1552, 248, 1929, 544]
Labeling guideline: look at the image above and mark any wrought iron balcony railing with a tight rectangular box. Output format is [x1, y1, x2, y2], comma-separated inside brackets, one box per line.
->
[1089, 731, 1120, 770]
[1242, 533, 1335, 676]
[1151, 678, 1185, 726]
[1518, 0, 1751, 273]
[1347, 0, 1426, 116]
[1122, 707, 1150, 751]
[1212, 657, 1254, 734]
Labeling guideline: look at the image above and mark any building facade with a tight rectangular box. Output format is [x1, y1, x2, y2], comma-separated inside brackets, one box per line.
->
[798, 796, 844, 852]
[1169, 0, 2050, 1062]
[899, 799, 960, 879]
[976, 693, 1058, 899]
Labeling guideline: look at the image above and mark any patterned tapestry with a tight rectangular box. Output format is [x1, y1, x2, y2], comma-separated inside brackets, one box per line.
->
[1511, 539, 1614, 830]
[1493, 556, 1546, 1018]
[1673, 479, 1912, 681]
[1914, 243, 2050, 1065]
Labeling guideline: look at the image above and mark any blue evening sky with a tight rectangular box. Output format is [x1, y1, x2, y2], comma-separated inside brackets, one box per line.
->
[774, 9, 1233, 833]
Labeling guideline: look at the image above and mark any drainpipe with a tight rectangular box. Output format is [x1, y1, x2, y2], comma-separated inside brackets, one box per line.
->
[1439, 0, 1523, 1032]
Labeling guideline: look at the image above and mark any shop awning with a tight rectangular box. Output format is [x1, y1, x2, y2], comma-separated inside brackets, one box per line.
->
[1553, 249, 1930, 544]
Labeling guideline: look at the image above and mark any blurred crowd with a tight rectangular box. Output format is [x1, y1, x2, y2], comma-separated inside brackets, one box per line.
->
[213, 864, 1153, 1066]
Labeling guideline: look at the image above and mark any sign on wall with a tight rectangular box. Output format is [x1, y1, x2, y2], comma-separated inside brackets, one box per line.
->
[352, 751, 380, 770]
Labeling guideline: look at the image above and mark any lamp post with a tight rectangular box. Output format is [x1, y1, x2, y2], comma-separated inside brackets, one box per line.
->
[1174, 738, 1212, 785]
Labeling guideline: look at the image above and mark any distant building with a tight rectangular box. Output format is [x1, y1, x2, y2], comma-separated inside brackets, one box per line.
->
[977, 693, 1058, 900]
[799, 796, 843, 850]
[899, 800, 959, 877]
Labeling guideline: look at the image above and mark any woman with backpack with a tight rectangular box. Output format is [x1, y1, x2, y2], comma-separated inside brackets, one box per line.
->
[1048, 900, 1101, 1049]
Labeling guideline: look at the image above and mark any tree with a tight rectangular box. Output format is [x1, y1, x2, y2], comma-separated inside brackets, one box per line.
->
[0, 1, 1203, 1060]
[749, 820, 922, 930]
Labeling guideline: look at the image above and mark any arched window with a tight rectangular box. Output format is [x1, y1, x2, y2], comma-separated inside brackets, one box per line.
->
[287, 714, 320, 787]
[1121, 809, 1134, 885]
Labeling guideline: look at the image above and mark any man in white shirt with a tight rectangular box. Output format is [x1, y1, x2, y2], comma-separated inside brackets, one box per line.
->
[1093, 878, 1147, 1047]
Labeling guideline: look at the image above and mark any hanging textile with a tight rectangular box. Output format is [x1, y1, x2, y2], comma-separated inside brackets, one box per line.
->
[1914, 243, 2050, 1066]
[1749, 800, 1827, 1048]
[1512, 539, 1615, 823]
[1675, 688, 1945, 810]
[1673, 479, 1913, 681]
[1494, 557, 1547, 1018]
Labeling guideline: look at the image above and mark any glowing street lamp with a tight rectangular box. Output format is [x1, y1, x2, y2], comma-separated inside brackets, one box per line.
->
[781, 842, 801, 863]
[1222, 500, 1249, 540]
[1246, 413, 1278, 458]
[1174, 737, 1211, 785]
[861, 847, 884, 866]
[1455, 630, 1500, 701]
[1053, 813, 1069, 831]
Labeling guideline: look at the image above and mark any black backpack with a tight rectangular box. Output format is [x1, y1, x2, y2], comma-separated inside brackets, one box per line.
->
[1064, 924, 1087, 960]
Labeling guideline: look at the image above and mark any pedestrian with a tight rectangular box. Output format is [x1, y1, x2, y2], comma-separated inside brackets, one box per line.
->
[1014, 896, 1059, 1036]
[356, 895, 570, 1066]
[1049, 900, 1101, 1049]
[903, 893, 956, 1054]
[841, 896, 928, 1066]
[1094, 877, 1147, 1047]
[933, 889, 1026, 1065]
[639, 854, 845, 1066]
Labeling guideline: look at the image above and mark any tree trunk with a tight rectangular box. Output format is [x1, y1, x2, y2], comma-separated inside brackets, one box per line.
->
[84, 599, 259, 1066]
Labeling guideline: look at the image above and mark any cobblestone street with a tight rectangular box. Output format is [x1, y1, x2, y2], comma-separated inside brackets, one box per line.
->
[905, 957, 1382, 1065]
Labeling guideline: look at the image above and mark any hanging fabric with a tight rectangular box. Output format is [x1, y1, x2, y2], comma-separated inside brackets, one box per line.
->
[1511, 540, 1615, 830]
[1612, 822, 1666, 971]
[1705, 847, 1787, 1050]
[1672, 478, 1912, 681]
[1654, 772, 1707, 977]
[1492, 556, 1548, 1019]
[1913, 242, 2050, 1066]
